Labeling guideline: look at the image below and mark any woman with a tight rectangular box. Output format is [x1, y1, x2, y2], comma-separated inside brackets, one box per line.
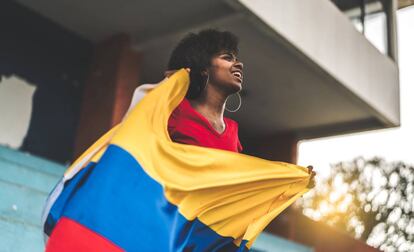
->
[166, 29, 315, 186]
[167, 29, 243, 153]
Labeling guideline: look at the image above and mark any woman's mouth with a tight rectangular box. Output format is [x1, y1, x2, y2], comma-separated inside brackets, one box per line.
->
[232, 70, 243, 82]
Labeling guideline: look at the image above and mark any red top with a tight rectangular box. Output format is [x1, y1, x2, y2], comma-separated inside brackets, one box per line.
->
[168, 98, 243, 153]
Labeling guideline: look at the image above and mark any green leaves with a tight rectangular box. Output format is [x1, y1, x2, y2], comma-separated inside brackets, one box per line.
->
[298, 157, 414, 251]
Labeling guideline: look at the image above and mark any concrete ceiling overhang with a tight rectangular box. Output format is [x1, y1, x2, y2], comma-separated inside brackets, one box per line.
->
[333, 0, 414, 12]
[332, 0, 414, 18]
[15, 0, 400, 140]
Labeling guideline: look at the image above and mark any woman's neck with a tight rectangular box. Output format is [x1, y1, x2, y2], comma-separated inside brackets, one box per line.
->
[189, 85, 227, 133]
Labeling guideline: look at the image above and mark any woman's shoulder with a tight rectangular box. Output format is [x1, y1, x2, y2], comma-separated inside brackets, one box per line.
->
[168, 98, 202, 133]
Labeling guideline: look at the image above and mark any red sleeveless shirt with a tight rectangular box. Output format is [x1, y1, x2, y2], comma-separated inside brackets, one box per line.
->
[168, 98, 243, 153]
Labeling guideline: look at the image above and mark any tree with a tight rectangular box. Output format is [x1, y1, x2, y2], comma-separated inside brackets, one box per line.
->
[298, 157, 414, 251]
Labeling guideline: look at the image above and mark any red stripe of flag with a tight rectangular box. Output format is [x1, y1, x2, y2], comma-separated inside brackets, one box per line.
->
[46, 217, 124, 252]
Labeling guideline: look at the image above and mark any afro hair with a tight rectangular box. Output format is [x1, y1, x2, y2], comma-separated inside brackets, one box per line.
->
[168, 29, 239, 98]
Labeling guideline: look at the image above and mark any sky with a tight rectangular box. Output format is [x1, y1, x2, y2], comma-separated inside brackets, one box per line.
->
[298, 6, 414, 180]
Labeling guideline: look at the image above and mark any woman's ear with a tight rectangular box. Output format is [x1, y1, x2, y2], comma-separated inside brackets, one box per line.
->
[201, 69, 208, 77]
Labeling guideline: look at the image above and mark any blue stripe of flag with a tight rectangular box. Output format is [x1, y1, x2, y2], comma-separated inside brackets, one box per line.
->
[46, 144, 248, 252]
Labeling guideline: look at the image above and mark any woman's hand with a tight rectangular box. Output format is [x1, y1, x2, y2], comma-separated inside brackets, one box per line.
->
[164, 68, 191, 78]
[306, 165, 316, 189]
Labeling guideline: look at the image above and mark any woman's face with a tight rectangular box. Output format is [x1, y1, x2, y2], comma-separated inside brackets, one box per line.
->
[207, 52, 244, 94]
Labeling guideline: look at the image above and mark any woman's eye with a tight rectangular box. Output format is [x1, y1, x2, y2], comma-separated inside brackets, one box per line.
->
[223, 55, 234, 61]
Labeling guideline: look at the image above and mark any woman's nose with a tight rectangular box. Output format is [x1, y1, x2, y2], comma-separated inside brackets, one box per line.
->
[234, 61, 243, 70]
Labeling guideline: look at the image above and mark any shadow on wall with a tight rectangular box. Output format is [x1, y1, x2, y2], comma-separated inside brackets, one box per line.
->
[0, 1, 93, 163]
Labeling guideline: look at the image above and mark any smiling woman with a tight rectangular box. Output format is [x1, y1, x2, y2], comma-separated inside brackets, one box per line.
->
[166, 29, 244, 148]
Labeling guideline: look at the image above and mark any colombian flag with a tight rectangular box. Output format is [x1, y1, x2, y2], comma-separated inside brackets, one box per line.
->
[42, 69, 311, 251]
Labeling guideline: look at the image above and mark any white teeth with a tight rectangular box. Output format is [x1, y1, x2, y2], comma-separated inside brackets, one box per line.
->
[233, 72, 242, 78]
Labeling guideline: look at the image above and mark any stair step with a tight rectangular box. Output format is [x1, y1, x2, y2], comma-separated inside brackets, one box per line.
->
[0, 158, 62, 194]
[252, 232, 313, 252]
[0, 216, 44, 252]
[0, 179, 48, 228]
[0, 146, 66, 177]
[0, 146, 67, 251]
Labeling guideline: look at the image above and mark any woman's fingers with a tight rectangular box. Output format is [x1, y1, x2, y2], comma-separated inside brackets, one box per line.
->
[307, 178, 316, 189]
[305, 166, 316, 189]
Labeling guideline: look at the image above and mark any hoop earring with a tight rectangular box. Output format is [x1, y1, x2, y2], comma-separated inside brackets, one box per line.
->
[204, 74, 209, 90]
[225, 92, 242, 113]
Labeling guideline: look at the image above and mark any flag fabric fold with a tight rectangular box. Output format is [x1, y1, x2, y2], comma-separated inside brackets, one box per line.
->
[42, 69, 311, 251]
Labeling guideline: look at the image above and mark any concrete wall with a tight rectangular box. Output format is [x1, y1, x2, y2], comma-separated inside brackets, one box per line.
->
[236, 0, 400, 127]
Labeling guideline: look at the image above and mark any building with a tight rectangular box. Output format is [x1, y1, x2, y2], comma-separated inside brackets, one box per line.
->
[0, 0, 407, 251]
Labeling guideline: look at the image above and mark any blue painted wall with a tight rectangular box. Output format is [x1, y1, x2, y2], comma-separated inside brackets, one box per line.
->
[0, 145, 66, 251]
